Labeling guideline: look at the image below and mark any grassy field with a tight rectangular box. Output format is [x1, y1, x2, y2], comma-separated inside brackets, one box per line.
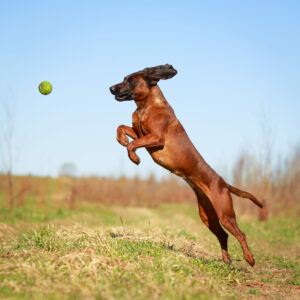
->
[0, 202, 299, 299]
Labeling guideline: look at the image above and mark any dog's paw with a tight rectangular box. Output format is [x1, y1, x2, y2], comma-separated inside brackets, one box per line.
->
[128, 151, 140, 165]
[116, 126, 129, 146]
[245, 253, 255, 267]
[117, 135, 129, 146]
[222, 250, 231, 265]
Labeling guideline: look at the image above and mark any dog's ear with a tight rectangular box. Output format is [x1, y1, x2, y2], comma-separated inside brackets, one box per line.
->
[144, 64, 177, 86]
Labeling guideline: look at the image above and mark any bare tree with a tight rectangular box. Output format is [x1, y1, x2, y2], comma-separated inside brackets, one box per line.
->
[59, 162, 78, 209]
[257, 107, 275, 221]
[59, 162, 77, 177]
[0, 96, 16, 208]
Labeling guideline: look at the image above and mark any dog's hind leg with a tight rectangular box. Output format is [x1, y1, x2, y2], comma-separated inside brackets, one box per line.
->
[210, 186, 255, 266]
[193, 187, 231, 264]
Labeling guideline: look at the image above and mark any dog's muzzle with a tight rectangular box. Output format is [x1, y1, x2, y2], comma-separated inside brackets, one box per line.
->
[109, 84, 132, 101]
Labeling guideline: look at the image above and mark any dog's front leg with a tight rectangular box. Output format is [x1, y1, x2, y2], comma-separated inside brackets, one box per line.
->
[127, 134, 165, 165]
[116, 125, 138, 146]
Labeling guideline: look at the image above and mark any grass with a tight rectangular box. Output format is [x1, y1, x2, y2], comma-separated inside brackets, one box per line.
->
[0, 202, 299, 299]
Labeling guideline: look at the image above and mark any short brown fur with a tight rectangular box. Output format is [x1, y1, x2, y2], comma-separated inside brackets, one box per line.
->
[109, 64, 263, 266]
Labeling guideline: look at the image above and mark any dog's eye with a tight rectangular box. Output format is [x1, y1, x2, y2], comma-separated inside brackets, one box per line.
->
[128, 78, 138, 86]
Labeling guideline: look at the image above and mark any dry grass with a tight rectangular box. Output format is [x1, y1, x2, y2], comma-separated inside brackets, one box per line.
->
[233, 145, 300, 218]
[0, 203, 299, 299]
[1, 144, 299, 219]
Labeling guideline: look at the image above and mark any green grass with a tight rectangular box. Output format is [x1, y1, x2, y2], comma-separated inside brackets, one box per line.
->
[0, 202, 299, 299]
[0, 206, 71, 223]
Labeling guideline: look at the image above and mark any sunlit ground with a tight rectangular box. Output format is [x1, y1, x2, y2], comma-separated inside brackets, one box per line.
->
[0, 201, 299, 299]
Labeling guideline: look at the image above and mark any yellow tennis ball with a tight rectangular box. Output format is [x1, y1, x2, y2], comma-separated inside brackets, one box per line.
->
[39, 81, 52, 95]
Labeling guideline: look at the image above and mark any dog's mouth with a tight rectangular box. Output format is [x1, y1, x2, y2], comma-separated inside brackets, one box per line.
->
[115, 93, 132, 101]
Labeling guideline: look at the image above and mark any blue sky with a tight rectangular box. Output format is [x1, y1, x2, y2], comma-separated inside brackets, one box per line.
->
[0, 1, 299, 179]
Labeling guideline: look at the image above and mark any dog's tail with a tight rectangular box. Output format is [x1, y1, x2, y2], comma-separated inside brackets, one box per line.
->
[228, 184, 263, 208]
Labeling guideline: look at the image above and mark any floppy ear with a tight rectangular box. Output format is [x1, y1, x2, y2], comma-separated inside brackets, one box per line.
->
[143, 64, 177, 86]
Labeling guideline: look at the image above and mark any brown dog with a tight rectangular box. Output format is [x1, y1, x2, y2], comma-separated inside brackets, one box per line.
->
[109, 64, 263, 266]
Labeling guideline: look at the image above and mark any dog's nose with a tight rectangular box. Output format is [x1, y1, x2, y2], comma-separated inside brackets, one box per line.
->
[109, 85, 116, 95]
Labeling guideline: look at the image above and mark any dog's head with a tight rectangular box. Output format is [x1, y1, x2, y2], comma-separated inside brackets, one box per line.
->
[109, 64, 177, 101]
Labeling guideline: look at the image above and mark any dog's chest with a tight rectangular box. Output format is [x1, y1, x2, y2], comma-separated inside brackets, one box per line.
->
[133, 109, 148, 137]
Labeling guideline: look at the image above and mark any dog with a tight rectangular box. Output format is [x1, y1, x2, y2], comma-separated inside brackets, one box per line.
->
[109, 64, 263, 266]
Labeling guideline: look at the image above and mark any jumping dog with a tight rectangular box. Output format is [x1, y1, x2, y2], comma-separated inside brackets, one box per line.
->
[109, 64, 263, 266]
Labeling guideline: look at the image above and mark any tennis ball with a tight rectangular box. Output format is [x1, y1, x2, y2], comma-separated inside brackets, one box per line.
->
[39, 81, 52, 95]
